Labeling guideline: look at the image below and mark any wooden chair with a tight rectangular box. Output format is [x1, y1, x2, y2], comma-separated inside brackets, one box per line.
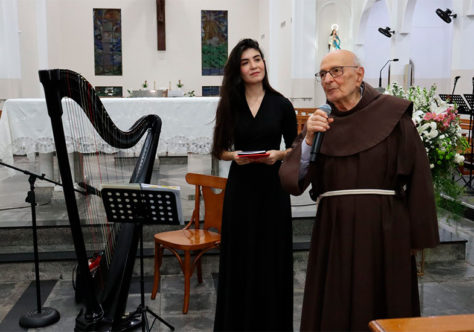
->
[295, 108, 316, 134]
[150, 172, 227, 314]
[369, 314, 474, 331]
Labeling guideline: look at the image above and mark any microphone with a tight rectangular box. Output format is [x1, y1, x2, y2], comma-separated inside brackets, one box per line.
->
[451, 75, 460, 96]
[310, 104, 332, 163]
[378, 58, 399, 88]
[451, 76, 461, 95]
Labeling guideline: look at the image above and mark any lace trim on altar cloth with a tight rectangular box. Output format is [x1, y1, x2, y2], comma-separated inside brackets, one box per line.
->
[9, 135, 212, 156]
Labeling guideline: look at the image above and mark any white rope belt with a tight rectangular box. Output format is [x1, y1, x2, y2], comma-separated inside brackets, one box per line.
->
[315, 189, 396, 207]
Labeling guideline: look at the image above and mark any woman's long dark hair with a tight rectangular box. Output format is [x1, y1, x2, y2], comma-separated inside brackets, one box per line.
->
[211, 38, 281, 159]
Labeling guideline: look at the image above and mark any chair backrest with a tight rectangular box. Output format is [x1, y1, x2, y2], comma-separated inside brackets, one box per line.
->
[185, 173, 227, 233]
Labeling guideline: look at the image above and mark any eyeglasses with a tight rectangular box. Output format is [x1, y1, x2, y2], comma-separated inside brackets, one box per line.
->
[315, 66, 359, 81]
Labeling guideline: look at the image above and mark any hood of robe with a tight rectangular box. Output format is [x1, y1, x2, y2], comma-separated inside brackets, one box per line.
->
[321, 82, 413, 156]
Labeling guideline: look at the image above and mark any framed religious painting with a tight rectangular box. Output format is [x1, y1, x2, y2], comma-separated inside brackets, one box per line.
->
[94, 8, 122, 75]
[201, 10, 228, 76]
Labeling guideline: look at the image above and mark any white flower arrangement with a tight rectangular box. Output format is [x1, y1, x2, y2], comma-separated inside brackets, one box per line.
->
[386, 83, 469, 202]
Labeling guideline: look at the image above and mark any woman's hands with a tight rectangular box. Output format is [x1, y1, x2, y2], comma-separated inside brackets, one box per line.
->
[222, 149, 290, 166]
[305, 108, 334, 146]
[232, 151, 253, 165]
[239, 150, 287, 165]
[254, 150, 284, 165]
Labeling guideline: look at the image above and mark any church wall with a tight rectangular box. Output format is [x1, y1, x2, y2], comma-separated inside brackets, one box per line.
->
[7, 0, 260, 99]
[290, 0, 317, 108]
[270, 0, 293, 99]
[354, 0, 474, 96]
[3, 0, 473, 104]
[258, 0, 318, 109]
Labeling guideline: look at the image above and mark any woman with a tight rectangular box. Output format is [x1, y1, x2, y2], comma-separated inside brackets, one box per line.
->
[212, 38, 297, 331]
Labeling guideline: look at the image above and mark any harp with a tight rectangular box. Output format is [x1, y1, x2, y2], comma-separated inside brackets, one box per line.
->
[39, 69, 162, 331]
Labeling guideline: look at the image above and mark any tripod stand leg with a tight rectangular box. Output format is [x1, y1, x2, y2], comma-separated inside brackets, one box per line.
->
[146, 306, 175, 331]
[138, 224, 174, 331]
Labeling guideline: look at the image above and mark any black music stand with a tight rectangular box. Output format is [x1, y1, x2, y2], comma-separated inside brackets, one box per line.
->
[439, 94, 470, 115]
[101, 184, 179, 332]
[0, 161, 61, 328]
[464, 94, 474, 110]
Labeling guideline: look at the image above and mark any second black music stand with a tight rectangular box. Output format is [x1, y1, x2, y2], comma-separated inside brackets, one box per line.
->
[464, 94, 474, 110]
[439, 94, 470, 114]
[101, 184, 181, 332]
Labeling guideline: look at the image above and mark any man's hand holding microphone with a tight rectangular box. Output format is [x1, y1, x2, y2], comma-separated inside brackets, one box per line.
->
[305, 104, 334, 163]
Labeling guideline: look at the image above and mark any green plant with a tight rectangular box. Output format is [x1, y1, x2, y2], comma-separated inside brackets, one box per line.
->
[177, 80, 183, 88]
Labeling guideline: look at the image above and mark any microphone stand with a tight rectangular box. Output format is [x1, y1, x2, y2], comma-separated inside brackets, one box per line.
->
[378, 60, 391, 88]
[0, 161, 85, 328]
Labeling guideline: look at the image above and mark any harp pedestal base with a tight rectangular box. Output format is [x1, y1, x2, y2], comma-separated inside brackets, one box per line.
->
[19, 307, 60, 328]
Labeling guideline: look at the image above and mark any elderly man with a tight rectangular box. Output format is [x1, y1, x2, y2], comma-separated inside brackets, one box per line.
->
[279, 50, 439, 331]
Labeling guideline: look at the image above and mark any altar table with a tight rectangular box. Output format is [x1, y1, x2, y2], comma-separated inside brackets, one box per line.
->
[0, 97, 219, 166]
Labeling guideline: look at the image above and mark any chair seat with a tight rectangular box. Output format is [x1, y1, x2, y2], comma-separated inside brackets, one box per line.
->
[154, 229, 220, 250]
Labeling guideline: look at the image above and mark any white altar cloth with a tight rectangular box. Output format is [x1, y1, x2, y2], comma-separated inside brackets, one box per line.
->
[0, 97, 219, 166]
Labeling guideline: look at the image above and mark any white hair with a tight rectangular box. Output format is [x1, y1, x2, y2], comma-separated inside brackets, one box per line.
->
[353, 54, 362, 67]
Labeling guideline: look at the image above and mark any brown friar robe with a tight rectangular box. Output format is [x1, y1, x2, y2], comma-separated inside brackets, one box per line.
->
[279, 83, 439, 331]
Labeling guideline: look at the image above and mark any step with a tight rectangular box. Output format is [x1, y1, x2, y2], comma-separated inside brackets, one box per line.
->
[0, 217, 314, 260]
[0, 218, 467, 273]
[0, 250, 311, 282]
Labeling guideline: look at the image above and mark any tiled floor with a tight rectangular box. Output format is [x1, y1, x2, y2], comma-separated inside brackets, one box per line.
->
[1, 155, 474, 331]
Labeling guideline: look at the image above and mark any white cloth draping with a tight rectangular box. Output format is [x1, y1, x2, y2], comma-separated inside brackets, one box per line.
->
[0, 97, 219, 167]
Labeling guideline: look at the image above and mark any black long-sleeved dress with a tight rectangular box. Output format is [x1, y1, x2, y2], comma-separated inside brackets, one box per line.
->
[214, 92, 297, 331]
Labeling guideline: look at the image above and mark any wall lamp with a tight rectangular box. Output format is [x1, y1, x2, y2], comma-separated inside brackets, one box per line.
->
[436, 8, 457, 23]
[378, 27, 395, 38]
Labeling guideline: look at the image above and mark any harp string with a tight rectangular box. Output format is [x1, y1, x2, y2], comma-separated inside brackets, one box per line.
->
[85, 81, 111, 259]
[63, 73, 135, 268]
